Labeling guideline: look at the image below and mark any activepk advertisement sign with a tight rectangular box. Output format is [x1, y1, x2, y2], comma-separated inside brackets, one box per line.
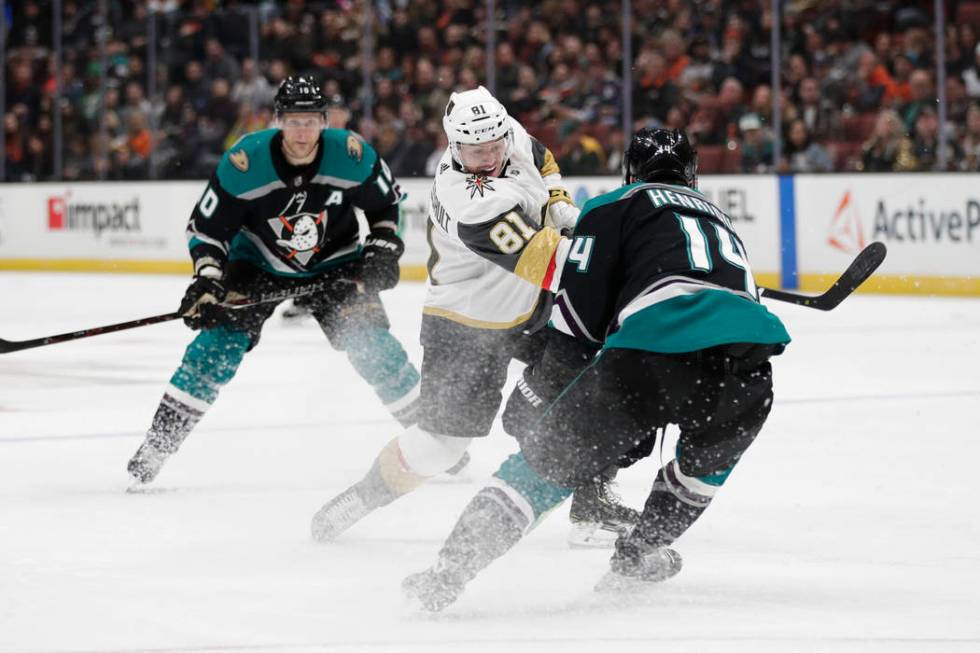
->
[794, 174, 980, 280]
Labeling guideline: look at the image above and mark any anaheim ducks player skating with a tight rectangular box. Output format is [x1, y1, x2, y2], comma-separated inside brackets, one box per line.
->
[127, 77, 423, 485]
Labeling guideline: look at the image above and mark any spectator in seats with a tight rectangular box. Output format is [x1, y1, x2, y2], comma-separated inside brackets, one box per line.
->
[679, 36, 714, 94]
[604, 128, 626, 176]
[909, 106, 962, 171]
[4, 111, 28, 181]
[203, 38, 241, 85]
[506, 65, 543, 121]
[703, 77, 746, 145]
[960, 104, 980, 171]
[783, 53, 810, 91]
[738, 112, 773, 174]
[205, 78, 239, 134]
[859, 108, 916, 172]
[899, 69, 934, 132]
[633, 48, 681, 124]
[889, 54, 915, 103]
[495, 43, 521, 95]
[661, 29, 690, 82]
[851, 51, 896, 112]
[424, 128, 449, 177]
[126, 111, 153, 162]
[232, 58, 275, 111]
[945, 77, 971, 130]
[183, 61, 212, 114]
[962, 43, 980, 99]
[796, 76, 840, 141]
[781, 118, 832, 173]
[557, 126, 606, 175]
[121, 81, 152, 126]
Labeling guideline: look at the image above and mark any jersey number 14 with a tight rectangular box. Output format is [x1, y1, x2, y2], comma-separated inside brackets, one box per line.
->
[674, 213, 758, 298]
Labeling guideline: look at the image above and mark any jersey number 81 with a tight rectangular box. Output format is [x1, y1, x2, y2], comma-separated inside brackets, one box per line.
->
[490, 211, 537, 254]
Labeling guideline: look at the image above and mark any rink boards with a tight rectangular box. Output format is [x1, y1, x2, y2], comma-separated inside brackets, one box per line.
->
[0, 174, 977, 295]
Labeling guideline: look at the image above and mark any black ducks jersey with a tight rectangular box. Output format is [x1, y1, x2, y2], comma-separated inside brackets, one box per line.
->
[186, 128, 401, 278]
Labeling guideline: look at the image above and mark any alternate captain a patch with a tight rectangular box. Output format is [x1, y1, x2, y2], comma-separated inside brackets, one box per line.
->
[465, 174, 495, 199]
[346, 135, 363, 162]
[229, 149, 249, 172]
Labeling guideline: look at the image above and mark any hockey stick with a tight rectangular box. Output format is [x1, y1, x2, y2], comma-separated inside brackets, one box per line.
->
[760, 241, 887, 311]
[0, 278, 347, 354]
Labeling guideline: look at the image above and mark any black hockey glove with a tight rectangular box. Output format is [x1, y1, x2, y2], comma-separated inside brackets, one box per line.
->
[502, 329, 599, 440]
[179, 270, 227, 330]
[360, 229, 404, 292]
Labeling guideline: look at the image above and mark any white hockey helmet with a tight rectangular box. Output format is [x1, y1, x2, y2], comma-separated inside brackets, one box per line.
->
[443, 85, 513, 174]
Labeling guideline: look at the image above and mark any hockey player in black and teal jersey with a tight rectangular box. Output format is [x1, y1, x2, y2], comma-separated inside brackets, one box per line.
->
[402, 127, 791, 610]
[126, 77, 421, 484]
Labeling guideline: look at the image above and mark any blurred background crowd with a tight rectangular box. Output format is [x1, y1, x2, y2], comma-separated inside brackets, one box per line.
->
[4, 0, 980, 182]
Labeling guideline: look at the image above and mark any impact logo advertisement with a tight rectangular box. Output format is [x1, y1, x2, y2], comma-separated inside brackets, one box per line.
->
[47, 191, 142, 237]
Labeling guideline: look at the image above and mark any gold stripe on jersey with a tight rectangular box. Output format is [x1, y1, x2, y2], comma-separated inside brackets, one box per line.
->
[538, 148, 560, 177]
[422, 300, 539, 329]
[514, 226, 561, 287]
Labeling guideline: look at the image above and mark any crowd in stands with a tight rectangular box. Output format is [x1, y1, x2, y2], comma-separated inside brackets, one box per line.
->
[4, 0, 980, 182]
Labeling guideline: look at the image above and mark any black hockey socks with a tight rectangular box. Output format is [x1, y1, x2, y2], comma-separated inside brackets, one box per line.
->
[403, 486, 530, 611]
[127, 393, 205, 484]
[634, 459, 717, 547]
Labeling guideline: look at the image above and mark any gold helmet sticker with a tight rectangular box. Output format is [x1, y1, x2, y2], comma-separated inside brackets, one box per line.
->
[229, 149, 249, 172]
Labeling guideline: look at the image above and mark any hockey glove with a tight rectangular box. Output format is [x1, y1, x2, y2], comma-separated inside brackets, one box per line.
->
[545, 187, 580, 234]
[179, 266, 227, 330]
[360, 228, 404, 292]
[502, 329, 599, 439]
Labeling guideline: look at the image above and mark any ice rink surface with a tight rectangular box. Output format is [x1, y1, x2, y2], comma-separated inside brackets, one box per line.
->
[1, 272, 979, 653]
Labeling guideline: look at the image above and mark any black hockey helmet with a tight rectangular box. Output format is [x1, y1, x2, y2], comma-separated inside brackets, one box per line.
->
[623, 127, 699, 188]
[274, 76, 328, 116]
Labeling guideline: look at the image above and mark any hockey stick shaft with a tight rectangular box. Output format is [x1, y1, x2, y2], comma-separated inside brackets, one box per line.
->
[0, 278, 342, 354]
[760, 242, 887, 310]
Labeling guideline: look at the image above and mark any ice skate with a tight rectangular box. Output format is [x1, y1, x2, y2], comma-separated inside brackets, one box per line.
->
[594, 536, 682, 592]
[311, 484, 373, 542]
[126, 441, 169, 485]
[402, 567, 465, 612]
[568, 471, 640, 548]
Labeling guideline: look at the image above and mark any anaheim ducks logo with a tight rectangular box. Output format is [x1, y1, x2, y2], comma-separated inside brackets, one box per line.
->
[465, 174, 495, 199]
[229, 149, 249, 172]
[266, 191, 327, 265]
[346, 135, 363, 162]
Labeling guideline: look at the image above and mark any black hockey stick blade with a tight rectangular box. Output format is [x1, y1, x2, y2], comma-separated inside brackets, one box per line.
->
[0, 277, 345, 354]
[760, 241, 887, 311]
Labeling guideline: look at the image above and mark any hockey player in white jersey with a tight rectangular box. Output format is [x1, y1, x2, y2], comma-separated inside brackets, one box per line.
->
[310, 86, 638, 546]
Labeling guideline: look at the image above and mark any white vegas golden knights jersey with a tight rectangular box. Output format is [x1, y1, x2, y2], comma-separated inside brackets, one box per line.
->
[423, 118, 572, 330]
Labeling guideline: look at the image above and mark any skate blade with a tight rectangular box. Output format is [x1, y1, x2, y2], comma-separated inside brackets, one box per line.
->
[567, 522, 621, 549]
[125, 484, 174, 495]
[310, 492, 371, 543]
[594, 566, 680, 593]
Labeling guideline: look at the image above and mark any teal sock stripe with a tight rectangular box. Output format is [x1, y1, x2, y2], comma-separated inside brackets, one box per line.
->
[343, 327, 420, 404]
[169, 327, 252, 403]
[676, 442, 734, 487]
[493, 452, 573, 520]
[698, 467, 733, 486]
